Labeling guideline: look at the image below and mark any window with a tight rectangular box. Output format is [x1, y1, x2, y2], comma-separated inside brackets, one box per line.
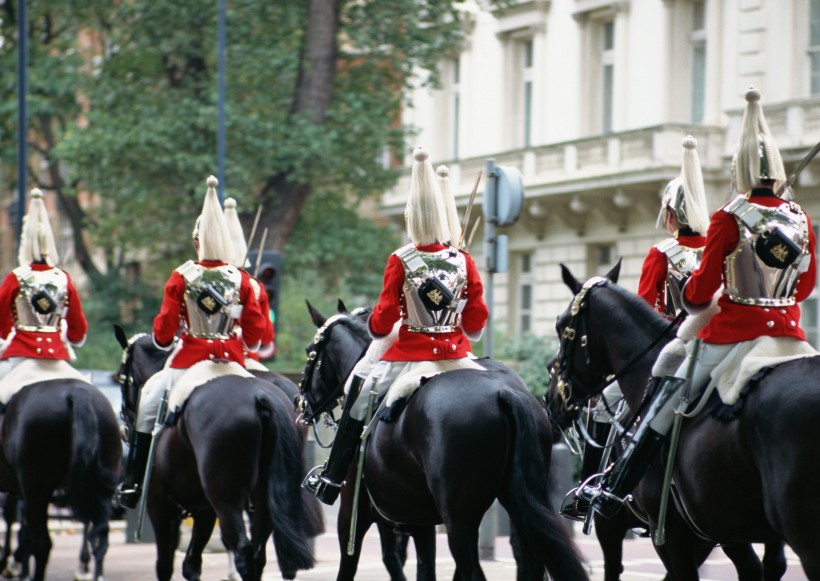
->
[810, 0, 820, 94]
[450, 59, 461, 159]
[601, 21, 615, 133]
[518, 254, 534, 333]
[588, 242, 617, 277]
[523, 40, 534, 147]
[690, 1, 707, 122]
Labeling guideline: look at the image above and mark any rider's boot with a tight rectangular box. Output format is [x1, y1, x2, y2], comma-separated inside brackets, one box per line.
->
[583, 376, 687, 519]
[302, 375, 367, 506]
[560, 419, 610, 521]
[117, 431, 152, 509]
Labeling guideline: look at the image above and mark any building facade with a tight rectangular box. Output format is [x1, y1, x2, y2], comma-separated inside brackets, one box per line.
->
[382, 0, 820, 347]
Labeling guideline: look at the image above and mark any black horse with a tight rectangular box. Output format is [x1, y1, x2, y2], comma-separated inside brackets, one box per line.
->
[298, 301, 588, 581]
[546, 262, 802, 579]
[114, 329, 315, 581]
[0, 378, 122, 581]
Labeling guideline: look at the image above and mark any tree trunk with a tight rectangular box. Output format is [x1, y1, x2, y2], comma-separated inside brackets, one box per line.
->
[259, 0, 339, 250]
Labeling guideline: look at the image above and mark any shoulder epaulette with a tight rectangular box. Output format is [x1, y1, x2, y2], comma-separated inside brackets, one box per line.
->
[175, 260, 199, 281]
[394, 243, 428, 275]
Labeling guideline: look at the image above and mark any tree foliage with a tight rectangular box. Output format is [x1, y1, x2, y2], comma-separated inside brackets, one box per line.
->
[0, 0, 499, 367]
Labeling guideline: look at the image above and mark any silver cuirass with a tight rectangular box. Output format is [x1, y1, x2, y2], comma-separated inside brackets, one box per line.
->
[395, 244, 468, 333]
[655, 238, 703, 317]
[13, 266, 69, 332]
[723, 196, 810, 307]
[177, 261, 243, 339]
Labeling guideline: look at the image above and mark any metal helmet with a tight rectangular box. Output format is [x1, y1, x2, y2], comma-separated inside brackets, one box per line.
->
[437, 165, 461, 246]
[223, 197, 250, 268]
[193, 176, 233, 262]
[657, 136, 711, 235]
[405, 147, 450, 245]
[18, 188, 60, 267]
[731, 87, 787, 195]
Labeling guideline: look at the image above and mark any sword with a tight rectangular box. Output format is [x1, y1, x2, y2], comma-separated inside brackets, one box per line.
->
[776, 140, 820, 197]
[458, 170, 482, 250]
[242, 204, 264, 266]
[654, 338, 701, 546]
[253, 227, 269, 278]
[347, 385, 378, 556]
[134, 390, 169, 541]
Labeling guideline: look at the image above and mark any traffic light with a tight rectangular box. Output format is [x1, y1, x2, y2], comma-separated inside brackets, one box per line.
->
[247, 250, 281, 359]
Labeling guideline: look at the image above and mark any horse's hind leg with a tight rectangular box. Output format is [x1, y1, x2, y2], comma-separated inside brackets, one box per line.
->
[594, 513, 629, 581]
[19, 495, 51, 581]
[84, 520, 111, 581]
[444, 523, 485, 581]
[762, 541, 786, 581]
[722, 543, 764, 581]
[217, 510, 255, 581]
[410, 526, 437, 581]
[181, 510, 217, 581]
[149, 493, 183, 581]
[75, 524, 91, 581]
[377, 522, 408, 581]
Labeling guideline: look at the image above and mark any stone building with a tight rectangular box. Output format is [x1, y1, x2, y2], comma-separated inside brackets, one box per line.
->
[382, 0, 820, 347]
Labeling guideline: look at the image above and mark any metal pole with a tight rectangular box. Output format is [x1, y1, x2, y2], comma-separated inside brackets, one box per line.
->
[17, 0, 28, 246]
[216, 0, 226, 205]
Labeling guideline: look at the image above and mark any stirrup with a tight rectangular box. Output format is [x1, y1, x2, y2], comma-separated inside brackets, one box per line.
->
[559, 473, 604, 521]
[116, 484, 142, 509]
[591, 487, 633, 519]
[301, 464, 343, 495]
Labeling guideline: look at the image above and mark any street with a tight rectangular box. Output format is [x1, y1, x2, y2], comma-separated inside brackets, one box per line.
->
[34, 516, 808, 580]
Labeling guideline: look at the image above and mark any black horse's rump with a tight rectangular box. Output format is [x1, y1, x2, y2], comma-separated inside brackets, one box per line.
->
[115, 331, 315, 581]
[300, 301, 589, 581]
[0, 378, 122, 581]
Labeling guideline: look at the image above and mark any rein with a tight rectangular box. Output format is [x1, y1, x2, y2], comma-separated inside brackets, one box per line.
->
[297, 314, 369, 427]
[551, 277, 682, 434]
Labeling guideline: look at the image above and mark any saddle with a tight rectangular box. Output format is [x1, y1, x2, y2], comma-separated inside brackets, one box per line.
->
[0, 359, 90, 405]
[165, 360, 253, 423]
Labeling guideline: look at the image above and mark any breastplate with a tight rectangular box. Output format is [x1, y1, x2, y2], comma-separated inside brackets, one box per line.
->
[13, 266, 69, 332]
[177, 261, 243, 339]
[395, 244, 468, 333]
[655, 238, 703, 317]
[723, 196, 810, 307]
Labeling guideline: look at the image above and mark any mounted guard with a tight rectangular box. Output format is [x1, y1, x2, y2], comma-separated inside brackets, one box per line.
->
[302, 147, 489, 506]
[576, 87, 817, 520]
[117, 176, 267, 509]
[0, 188, 89, 398]
[224, 197, 275, 366]
[561, 135, 712, 522]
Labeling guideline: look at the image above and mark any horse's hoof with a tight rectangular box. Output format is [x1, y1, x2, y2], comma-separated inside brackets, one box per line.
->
[281, 569, 297, 580]
[74, 569, 93, 581]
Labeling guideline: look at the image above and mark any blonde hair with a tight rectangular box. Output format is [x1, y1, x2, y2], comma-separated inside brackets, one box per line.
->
[437, 165, 461, 246]
[194, 176, 234, 262]
[405, 148, 450, 245]
[733, 87, 786, 195]
[18, 189, 59, 266]
[223, 197, 249, 268]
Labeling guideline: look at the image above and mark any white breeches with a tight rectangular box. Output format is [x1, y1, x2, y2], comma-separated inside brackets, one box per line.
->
[649, 342, 734, 434]
[135, 367, 187, 433]
[0, 357, 25, 383]
[348, 361, 409, 421]
[592, 381, 625, 424]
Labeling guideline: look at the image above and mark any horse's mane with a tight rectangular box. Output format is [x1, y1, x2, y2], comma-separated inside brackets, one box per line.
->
[605, 281, 668, 335]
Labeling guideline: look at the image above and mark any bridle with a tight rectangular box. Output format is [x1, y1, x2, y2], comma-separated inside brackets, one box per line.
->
[115, 332, 148, 443]
[296, 312, 370, 427]
[550, 277, 682, 417]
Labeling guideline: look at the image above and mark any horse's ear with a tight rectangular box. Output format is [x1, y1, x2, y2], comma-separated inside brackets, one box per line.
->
[305, 300, 327, 328]
[605, 258, 622, 284]
[113, 324, 128, 350]
[337, 299, 348, 313]
[560, 264, 582, 294]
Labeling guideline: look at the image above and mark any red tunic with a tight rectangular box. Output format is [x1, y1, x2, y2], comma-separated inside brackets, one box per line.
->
[637, 233, 706, 315]
[369, 244, 489, 361]
[245, 279, 275, 362]
[684, 190, 817, 344]
[0, 263, 87, 360]
[153, 260, 266, 368]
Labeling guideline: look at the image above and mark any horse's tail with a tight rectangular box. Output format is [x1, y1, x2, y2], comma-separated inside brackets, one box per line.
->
[256, 392, 315, 573]
[498, 389, 589, 581]
[66, 389, 117, 525]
